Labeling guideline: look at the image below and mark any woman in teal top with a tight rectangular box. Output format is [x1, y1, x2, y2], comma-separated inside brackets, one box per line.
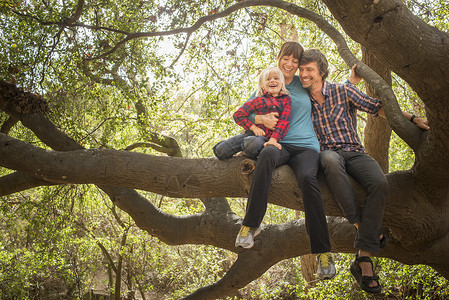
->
[234, 42, 335, 280]
[275, 74, 319, 152]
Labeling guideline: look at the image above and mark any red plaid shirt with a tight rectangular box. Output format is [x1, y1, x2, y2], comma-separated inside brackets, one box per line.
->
[233, 93, 291, 142]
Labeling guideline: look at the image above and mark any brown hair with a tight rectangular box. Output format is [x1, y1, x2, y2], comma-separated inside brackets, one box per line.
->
[300, 49, 329, 81]
[277, 42, 304, 61]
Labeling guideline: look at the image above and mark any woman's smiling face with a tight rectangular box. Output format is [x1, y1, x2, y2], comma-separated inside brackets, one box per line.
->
[278, 54, 299, 84]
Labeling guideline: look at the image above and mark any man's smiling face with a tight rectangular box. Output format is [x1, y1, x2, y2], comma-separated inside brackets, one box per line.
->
[299, 61, 324, 91]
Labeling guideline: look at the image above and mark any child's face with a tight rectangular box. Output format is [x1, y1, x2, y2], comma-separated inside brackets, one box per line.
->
[263, 71, 284, 96]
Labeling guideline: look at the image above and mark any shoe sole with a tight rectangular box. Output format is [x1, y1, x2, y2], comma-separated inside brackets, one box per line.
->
[317, 266, 337, 280]
[317, 273, 336, 280]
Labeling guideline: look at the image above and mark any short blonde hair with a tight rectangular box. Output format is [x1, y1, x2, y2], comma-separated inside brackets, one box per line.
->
[256, 67, 289, 97]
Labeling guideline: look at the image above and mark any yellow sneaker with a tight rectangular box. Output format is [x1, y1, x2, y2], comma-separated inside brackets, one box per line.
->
[235, 225, 261, 248]
[316, 252, 336, 280]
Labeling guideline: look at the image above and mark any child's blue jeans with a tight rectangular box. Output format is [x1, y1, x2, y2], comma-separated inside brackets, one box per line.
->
[213, 131, 268, 160]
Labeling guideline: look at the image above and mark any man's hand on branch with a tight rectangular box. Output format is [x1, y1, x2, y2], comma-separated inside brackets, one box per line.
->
[349, 64, 363, 85]
[412, 116, 430, 130]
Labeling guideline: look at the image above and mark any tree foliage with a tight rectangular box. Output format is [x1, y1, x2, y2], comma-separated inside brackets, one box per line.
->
[1, 0, 449, 299]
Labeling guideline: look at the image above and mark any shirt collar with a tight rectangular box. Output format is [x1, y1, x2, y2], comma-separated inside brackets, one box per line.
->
[262, 91, 286, 98]
[321, 81, 330, 97]
[309, 81, 329, 104]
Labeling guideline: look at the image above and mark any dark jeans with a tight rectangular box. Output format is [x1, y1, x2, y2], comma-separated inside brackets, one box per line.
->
[242, 143, 331, 254]
[213, 131, 267, 160]
[319, 150, 389, 253]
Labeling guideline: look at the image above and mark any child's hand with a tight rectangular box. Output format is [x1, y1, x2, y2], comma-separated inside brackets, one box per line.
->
[250, 125, 265, 136]
[264, 138, 282, 149]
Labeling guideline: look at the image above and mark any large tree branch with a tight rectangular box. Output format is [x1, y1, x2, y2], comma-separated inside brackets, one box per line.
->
[0, 133, 247, 198]
[3, 129, 449, 254]
[0, 172, 55, 196]
[1, 116, 19, 134]
[0, 131, 341, 214]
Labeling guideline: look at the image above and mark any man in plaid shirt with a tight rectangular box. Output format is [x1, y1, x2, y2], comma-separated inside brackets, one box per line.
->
[299, 49, 428, 294]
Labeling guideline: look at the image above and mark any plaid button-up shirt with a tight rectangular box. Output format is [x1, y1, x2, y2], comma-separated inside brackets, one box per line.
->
[233, 92, 291, 142]
[310, 81, 382, 153]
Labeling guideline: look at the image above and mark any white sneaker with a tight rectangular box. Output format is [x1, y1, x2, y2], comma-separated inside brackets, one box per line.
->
[316, 252, 336, 280]
[235, 225, 261, 248]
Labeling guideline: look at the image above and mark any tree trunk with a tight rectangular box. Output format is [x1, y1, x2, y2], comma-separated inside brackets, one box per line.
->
[300, 254, 317, 291]
[362, 46, 392, 173]
[297, 211, 317, 291]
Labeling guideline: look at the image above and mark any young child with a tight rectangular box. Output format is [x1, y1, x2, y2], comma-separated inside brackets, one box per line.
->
[213, 67, 291, 160]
